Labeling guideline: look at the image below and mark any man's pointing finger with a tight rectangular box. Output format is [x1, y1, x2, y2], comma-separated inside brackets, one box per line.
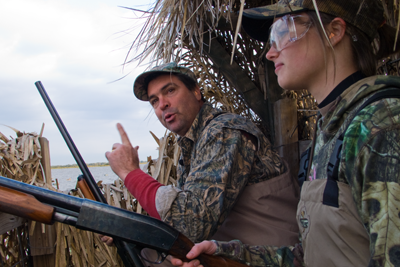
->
[116, 123, 132, 146]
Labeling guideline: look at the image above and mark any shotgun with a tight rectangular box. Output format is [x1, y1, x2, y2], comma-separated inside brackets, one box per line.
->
[35, 80, 144, 266]
[0, 176, 247, 267]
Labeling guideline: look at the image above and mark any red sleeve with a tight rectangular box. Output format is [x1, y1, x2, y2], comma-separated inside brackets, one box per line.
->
[124, 169, 163, 220]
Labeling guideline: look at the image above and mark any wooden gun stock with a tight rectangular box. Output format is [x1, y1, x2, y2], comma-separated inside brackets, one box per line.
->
[0, 186, 54, 224]
[77, 177, 96, 201]
[170, 233, 248, 267]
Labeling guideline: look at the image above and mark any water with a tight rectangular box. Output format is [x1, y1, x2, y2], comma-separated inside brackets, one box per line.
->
[51, 166, 120, 191]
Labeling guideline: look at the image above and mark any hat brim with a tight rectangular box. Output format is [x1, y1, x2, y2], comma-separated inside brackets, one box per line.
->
[242, 3, 307, 42]
[133, 70, 166, 101]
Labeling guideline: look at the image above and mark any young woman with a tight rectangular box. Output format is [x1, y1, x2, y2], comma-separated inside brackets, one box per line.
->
[170, 0, 400, 266]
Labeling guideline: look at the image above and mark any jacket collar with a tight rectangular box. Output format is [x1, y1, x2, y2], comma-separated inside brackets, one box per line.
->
[321, 75, 400, 134]
[179, 102, 224, 144]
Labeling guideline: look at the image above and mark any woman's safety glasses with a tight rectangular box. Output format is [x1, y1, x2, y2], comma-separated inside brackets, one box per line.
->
[269, 14, 312, 52]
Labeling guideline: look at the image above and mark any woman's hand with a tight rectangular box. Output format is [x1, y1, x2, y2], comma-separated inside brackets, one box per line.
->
[170, 240, 217, 267]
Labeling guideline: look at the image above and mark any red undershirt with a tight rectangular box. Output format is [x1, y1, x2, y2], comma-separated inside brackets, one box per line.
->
[124, 169, 162, 220]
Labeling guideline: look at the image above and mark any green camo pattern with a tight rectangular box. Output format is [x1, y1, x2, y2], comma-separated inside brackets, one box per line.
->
[162, 103, 286, 242]
[214, 75, 400, 266]
[317, 75, 400, 266]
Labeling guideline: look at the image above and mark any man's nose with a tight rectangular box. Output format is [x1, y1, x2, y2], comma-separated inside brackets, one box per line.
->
[159, 97, 169, 110]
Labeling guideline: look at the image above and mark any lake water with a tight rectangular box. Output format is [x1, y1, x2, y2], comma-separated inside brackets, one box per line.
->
[51, 166, 121, 191]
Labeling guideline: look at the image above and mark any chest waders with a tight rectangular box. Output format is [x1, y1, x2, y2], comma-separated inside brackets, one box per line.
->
[297, 89, 400, 266]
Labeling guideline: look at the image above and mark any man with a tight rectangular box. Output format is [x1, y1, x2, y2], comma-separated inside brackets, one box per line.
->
[105, 62, 299, 265]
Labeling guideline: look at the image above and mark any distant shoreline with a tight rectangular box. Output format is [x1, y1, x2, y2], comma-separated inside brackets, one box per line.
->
[51, 162, 147, 169]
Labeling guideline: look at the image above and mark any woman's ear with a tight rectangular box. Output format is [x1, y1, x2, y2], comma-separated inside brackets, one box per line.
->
[326, 17, 347, 46]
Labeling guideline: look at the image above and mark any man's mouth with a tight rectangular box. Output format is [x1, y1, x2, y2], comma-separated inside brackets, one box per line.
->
[164, 113, 175, 123]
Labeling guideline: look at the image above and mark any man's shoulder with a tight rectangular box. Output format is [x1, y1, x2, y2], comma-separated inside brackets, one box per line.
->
[206, 112, 261, 135]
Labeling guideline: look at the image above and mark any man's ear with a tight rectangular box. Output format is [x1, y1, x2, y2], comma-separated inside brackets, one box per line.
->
[194, 85, 202, 101]
[326, 17, 347, 46]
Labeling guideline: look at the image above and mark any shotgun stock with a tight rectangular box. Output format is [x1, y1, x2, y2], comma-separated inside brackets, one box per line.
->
[0, 176, 247, 267]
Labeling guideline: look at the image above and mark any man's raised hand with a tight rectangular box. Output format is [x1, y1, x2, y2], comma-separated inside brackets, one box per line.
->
[105, 123, 140, 181]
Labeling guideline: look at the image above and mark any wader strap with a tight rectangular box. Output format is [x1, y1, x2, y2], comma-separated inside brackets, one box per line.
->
[298, 113, 321, 187]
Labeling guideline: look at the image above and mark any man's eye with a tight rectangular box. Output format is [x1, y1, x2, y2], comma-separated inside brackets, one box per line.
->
[167, 88, 175, 93]
[150, 99, 158, 106]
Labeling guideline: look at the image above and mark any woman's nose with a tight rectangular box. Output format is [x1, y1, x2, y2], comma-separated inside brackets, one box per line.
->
[266, 46, 279, 61]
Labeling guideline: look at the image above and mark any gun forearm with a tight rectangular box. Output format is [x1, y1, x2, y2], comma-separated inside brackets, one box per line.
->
[0, 185, 79, 226]
[0, 186, 54, 224]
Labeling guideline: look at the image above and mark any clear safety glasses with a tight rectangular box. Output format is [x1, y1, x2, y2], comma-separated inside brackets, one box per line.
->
[269, 14, 312, 52]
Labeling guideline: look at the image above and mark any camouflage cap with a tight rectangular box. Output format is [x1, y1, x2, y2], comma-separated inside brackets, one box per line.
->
[133, 62, 197, 101]
[242, 0, 385, 42]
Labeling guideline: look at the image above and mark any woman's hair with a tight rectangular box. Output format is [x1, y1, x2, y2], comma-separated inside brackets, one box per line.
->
[307, 11, 400, 76]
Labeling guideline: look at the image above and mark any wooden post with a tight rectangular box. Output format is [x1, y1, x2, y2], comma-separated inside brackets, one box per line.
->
[299, 140, 312, 156]
[200, 33, 271, 130]
[30, 137, 56, 267]
[39, 137, 53, 185]
[273, 98, 299, 178]
[0, 213, 26, 235]
[30, 221, 56, 267]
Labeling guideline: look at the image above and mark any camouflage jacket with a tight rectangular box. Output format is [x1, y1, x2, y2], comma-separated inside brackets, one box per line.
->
[155, 102, 286, 242]
[214, 75, 400, 266]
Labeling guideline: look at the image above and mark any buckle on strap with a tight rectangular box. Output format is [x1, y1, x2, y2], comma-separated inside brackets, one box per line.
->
[327, 138, 343, 181]
[298, 148, 311, 187]
[323, 137, 343, 208]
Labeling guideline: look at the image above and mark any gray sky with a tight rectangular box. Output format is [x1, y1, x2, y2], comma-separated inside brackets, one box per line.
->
[1, 0, 167, 165]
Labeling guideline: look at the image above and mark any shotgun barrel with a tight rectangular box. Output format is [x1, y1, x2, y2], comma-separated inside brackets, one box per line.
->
[34, 81, 144, 267]
[35, 81, 105, 202]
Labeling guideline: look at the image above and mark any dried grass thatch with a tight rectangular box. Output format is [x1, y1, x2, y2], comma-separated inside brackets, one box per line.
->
[0, 224, 30, 266]
[54, 223, 123, 267]
[124, 0, 400, 141]
[126, 0, 400, 71]
[0, 126, 48, 266]
[0, 126, 180, 266]
[143, 130, 179, 186]
[124, 0, 272, 135]
[0, 125, 49, 187]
